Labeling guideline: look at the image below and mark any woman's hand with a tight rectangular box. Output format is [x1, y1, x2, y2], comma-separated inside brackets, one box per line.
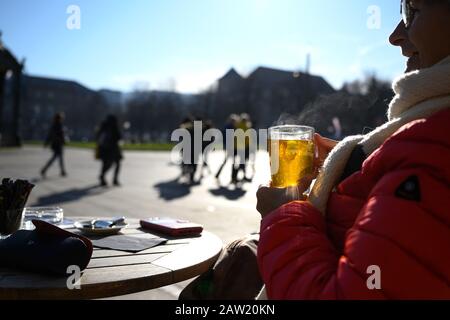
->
[256, 175, 314, 218]
[313, 133, 339, 175]
[256, 134, 338, 218]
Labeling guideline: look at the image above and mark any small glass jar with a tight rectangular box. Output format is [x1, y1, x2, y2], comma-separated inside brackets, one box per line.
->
[23, 207, 64, 226]
[0, 208, 26, 239]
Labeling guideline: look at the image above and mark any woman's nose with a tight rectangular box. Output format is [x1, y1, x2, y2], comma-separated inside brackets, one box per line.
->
[389, 21, 407, 46]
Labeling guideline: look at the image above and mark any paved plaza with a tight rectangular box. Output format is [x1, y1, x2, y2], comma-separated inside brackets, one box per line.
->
[0, 146, 271, 299]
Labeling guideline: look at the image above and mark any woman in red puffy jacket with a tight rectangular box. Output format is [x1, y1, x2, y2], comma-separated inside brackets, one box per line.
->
[256, 0, 450, 299]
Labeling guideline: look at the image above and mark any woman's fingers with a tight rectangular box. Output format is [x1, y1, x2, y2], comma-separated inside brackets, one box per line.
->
[256, 185, 292, 216]
[256, 185, 276, 215]
[256, 178, 313, 217]
[258, 183, 270, 189]
[314, 133, 339, 151]
[313, 133, 339, 172]
[297, 174, 314, 194]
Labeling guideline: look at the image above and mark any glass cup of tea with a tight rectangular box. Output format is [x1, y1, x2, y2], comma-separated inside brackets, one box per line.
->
[268, 125, 315, 188]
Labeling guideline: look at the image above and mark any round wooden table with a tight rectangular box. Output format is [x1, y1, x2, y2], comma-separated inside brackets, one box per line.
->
[0, 218, 223, 299]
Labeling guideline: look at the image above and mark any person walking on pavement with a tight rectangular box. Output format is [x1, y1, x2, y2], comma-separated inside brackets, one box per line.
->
[96, 115, 123, 187]
[200, 119, 214, 180]
[40, 113, 67, 178]
[215, 114, 239, 183]
[232, 113, 253, 184]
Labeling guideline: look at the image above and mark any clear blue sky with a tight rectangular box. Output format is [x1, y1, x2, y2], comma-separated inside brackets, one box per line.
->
[0, 0, 406, 93]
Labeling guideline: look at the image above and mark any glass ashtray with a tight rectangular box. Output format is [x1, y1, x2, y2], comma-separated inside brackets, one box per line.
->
[23, 207, 64, 224]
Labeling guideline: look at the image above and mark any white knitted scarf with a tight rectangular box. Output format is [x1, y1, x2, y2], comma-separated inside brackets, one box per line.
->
[308, 55, 450, 215]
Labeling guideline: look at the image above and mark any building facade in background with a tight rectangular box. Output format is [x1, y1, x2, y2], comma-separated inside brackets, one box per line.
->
[20, 75, 115, 141]
[1, 32, 395, 145]
[216, 66, 335, 128]
[0, 35, 23, 146]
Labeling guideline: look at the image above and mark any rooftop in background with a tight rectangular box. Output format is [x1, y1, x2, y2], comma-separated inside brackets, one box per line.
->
[218, 66, 335, 95]
[24, 75, 91, 92]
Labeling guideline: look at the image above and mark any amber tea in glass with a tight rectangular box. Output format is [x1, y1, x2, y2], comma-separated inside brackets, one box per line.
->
[268, 125, 315, 188]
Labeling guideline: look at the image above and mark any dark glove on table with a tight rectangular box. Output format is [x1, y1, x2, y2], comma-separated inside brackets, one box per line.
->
[0, 220, 93, 276]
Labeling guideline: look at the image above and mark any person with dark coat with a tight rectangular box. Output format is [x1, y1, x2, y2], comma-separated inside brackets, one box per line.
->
[40, 113, 67, 178]
[96, 115, 123, 186]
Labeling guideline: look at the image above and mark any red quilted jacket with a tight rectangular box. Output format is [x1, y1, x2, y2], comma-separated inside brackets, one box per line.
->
[257, 108, 450, 299]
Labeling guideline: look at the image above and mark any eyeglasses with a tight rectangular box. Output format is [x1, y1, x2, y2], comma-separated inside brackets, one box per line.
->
[400, 0, 416, 29]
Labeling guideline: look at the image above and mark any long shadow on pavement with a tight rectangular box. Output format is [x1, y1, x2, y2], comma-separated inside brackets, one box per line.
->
[208, 186, 247, 200]
[154, 178, 200, 201]
[32, 184, 107, 207]
[29, 176, 57, 184]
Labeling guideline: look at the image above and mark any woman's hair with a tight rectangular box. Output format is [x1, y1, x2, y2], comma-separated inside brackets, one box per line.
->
[100, 114, 120, 132]
[106, 114, 117, 124]
[53, 112, 64, 123]
[425, 0, 450, 7]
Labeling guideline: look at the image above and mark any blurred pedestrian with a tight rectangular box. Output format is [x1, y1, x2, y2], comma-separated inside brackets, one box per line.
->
[199, 119, 214, 180]
[178, 116, 198, 184]
[232, 113, 253, 184]
[96, 115, 123, 187]
[40, 113, 67, 178]
[215, 114, 239, 183]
